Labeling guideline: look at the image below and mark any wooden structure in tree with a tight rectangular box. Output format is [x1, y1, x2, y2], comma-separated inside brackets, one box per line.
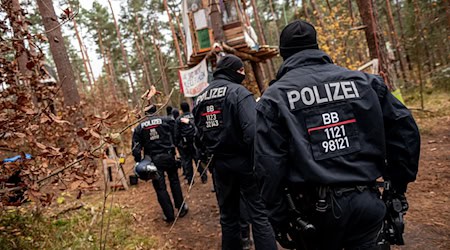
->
[182, 0, 278, 92]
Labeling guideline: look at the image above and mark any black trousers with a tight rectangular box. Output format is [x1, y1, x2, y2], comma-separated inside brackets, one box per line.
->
[300, 188, 386, 250]
[179, 143, 207, 183]
[151, 153, 184, 221]
[240, 197, 251, 239]
[213, 158, 277, 250]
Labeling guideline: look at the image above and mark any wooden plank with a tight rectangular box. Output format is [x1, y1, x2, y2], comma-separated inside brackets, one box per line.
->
[223, 21, 241, 29]
[224, 29, 244, 37]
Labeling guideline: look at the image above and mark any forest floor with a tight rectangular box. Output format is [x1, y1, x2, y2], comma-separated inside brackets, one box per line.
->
[1, 91, 449, 250]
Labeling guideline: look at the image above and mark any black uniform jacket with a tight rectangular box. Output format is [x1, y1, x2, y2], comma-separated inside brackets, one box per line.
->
[174, 112, 196, 147]
[132, 115, 176, 162]
[193, 73, 256, 170]
[254, 49, 420, 221]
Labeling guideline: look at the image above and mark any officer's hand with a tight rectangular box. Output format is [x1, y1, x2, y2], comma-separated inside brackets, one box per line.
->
[395, 193, 409, 213]
[272, 221, 296, 249]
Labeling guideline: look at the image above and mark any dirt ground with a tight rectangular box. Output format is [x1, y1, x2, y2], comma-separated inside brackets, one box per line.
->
[86, 111, 448, 250]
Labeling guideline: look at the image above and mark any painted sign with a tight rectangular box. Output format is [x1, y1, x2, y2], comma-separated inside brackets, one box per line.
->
[179, 58, 209, 97]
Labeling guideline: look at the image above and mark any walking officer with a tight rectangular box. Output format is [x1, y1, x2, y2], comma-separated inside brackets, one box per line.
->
[132, 105, 189, 223]
[175, 102, 207, 184]
[193, 54, 277, 250]
[254, 20, 420, 249]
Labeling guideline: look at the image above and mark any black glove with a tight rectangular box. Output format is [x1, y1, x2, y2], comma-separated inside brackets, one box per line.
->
[392, 193, 409, 213]
[272, 220, 296, 249]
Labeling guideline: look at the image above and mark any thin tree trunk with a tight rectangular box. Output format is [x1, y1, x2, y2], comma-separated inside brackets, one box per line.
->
[150, 22, 172, 106]
[163, 0, 184, 67]
[97, 28, 118, 102]
[310, 0, 332, 50]
[348, 0, 354, 25]
[106, 51, 120, 100]
[6, 0, 30, 76]
[107, 0, 136, 104]
[250, 0, 275, 79]
[356, 0, 394, 90]
[386, 0, 409, 81]
[209, 0, 224, 41]
[292, 0, 300, 19]
[444, 0, 450, 36]
[134, 15, 155, 84]
[302, 0, 310, 20]
[37, 0, 80, 106]
[268, 0, 281, 42]
[394, 0, 414, 73]
[71, 11, 93, 88]
[412, 0, 436, 73]
[174, 11, 187, 58]
[133, 31, 152, 89]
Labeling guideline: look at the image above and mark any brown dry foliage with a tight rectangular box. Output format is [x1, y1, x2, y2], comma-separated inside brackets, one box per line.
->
[0, 1, 134, 206]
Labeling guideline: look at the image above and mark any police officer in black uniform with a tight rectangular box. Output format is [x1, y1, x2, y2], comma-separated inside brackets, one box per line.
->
[254, 20, 420, 249]
[132, 105, 188, 223]
[193, 55, 277, 250]
[175, 102, 207, 184]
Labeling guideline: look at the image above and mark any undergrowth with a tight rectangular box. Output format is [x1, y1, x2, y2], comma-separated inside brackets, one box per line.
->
[0, 204, 157, 250]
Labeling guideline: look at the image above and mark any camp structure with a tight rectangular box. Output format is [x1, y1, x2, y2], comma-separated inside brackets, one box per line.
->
[181, 0, 279, 94]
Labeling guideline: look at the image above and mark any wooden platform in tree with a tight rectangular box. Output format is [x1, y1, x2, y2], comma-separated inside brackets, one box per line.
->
[187, 44, 279, 66]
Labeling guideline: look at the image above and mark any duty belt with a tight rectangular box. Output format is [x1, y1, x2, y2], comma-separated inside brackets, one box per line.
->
[316, 184, 375, 213]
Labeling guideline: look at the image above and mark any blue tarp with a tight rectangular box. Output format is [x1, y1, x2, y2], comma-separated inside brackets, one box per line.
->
[2, 154, 32, 163]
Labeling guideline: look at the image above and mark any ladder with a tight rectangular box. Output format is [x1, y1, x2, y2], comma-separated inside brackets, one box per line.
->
[102, 145, 129, 192]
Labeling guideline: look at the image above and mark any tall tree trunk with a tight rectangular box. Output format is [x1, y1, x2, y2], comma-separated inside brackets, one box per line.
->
[6, 0, 30, 77]
[106, 51, 120, 100]
[250, 0, 275, 79]
[163, 0, 184, 67]
[150, 22, 172, 106]
[412, 0, 436, 73]
[37, 0, 80, 106]
[174, 11, 187, 58]
[347, 0, 354, 25]
[394, 0, 413, 73]
[385, 0, 409, 81]
[209, 0, 224, 41]
[268, 0, 281, 42]
[356, 0, 394, 90]
[444, 0, 450, 37]
[134, 15, 155, 84]
[310, 0, 332, 50]
[71, 11, 93, 88]
[302, 0, 310, 20]
[133, 31, 152, 89]
[107, 0, 136, 104]
[97, 28, 118, 102]
[292, 0, 300, 19]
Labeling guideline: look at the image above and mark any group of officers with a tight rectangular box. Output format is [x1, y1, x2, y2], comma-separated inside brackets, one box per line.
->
[131, 20, 420, 250]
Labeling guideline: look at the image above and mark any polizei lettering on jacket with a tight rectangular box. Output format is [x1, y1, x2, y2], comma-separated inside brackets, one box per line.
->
[141, 118, 162, 128]
[287, 81, 360, 110]
[196, 87, 227, 105]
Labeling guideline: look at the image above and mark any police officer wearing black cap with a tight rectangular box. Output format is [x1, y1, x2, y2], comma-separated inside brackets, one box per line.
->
[254, 20, 420, 249]
[193, 55, 277, 250]
[132, 105, 188, 223]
